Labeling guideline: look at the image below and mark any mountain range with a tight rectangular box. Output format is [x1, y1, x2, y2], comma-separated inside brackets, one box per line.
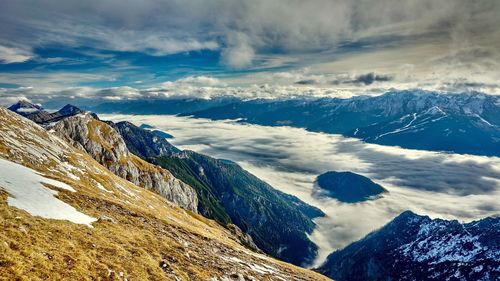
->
[2, 99, 499, 280]
[90, 90, 500, 156]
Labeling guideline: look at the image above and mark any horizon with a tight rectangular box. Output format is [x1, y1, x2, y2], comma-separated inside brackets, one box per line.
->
[1, 0, 500, 105]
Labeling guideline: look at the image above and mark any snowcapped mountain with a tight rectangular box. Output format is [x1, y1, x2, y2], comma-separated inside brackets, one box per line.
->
[93, 90, 500, 156]
[0, 106, 329, 280]
[8, 101, 85, 125]
[316, 211, 500, 281]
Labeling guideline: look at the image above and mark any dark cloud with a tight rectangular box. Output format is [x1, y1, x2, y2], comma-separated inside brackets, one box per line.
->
[353, 73, 393, 85]
[295, 79, 317, 85]
[328, 72, 394, 86]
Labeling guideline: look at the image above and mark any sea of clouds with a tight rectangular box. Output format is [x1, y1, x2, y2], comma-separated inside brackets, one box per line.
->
[103, 114, 500, 267]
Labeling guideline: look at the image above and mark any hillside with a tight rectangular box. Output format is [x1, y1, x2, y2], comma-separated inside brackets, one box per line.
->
[0, 107, 330, 280]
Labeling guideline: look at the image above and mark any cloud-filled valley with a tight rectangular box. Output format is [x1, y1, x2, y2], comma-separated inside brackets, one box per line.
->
[102, 114, 500, 267]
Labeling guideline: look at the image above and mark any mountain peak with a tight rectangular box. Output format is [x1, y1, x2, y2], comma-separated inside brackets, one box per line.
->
[7, 100, 43, 116]
[58, 104, 83, 116]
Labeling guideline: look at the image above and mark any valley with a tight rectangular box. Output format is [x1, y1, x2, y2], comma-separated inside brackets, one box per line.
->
[102, 113, 500, 267]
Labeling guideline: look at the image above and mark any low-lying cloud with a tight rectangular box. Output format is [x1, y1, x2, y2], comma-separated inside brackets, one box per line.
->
[102, 114, 500, 267]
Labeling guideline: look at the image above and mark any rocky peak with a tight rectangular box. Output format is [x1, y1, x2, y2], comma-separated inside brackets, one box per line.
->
[51, 113, 199, 212]
[58, 104, 83, 116]
[8, 100, 43, 116]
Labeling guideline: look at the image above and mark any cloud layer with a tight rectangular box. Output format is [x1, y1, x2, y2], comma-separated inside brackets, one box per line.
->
[101, 114, 500, 267]
[1, 1, 499, 67]
[0, 1, 499, 102]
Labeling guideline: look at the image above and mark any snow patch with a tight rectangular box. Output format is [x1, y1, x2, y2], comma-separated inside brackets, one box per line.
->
[0, 158, 95, 226]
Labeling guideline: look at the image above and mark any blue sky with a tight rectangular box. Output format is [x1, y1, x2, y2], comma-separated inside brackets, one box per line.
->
[0, 0, 499, 105]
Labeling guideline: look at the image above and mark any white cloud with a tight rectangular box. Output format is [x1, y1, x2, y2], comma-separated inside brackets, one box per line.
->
[221, 32, 255, 68]
[0, 45, 32, 63]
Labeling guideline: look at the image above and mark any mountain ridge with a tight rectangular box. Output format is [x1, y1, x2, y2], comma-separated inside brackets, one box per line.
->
[89, 90, 500, 156]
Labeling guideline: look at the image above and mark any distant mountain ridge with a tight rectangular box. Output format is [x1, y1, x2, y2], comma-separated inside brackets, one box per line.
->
[9, 101, 85, 124]
[90, 90, 500, 156]
[316, 211, 500, 281]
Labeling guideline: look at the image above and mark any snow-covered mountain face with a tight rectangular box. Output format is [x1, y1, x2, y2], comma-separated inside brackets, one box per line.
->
[147, 90, 498, 156]
[334, 91, 497, 117]
[316, 211, 500, 281]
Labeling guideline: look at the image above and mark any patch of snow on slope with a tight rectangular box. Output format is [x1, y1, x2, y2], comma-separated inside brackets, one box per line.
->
[0, 158, 95, 226]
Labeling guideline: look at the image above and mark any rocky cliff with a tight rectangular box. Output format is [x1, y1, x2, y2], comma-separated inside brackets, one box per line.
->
[51, 113, 198, 212]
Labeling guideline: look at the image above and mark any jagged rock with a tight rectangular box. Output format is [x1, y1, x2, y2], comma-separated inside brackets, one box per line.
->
[51, 113, 198, 212]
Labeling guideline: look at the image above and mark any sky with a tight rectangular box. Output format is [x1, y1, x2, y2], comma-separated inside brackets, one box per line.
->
[0, 0, 500, 104]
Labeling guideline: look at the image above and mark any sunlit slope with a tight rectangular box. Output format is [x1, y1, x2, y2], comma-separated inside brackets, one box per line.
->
[0, 108, 330, 281]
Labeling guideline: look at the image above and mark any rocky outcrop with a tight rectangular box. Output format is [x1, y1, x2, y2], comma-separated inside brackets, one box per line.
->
[51, 113, 198, 212]
[226, 223, 261, 253]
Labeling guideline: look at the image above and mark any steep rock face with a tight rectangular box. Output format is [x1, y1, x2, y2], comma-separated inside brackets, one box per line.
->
[316, 211, 500, 281]
[51, 113, 198, 212]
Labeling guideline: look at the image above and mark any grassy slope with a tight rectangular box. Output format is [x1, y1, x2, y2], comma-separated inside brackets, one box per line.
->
[154, 151, 323, 266]
[0, 108, 330, 281]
